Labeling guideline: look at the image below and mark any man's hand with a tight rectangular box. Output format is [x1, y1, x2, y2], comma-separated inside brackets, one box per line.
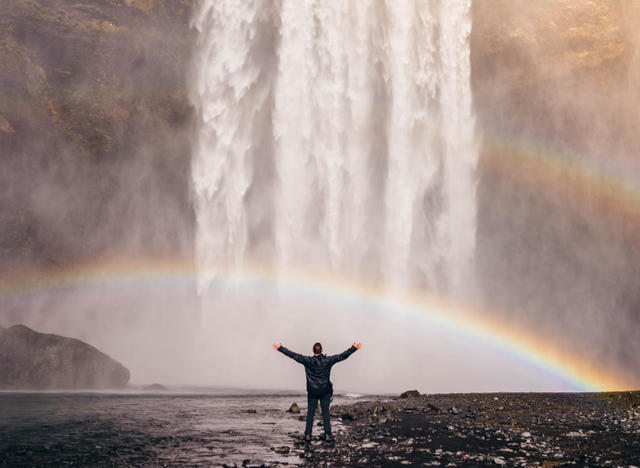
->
[353, 343, 362, 350]
[273, 343, 282, 351]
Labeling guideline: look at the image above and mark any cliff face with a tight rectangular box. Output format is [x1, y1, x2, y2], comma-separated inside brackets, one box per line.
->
[0, 324, 130, 389]
[472, 0, 640, 380]
[0, 0, 195, 273]
[1, 1, 639, 380]
[1, 0, 637, 274]
[472, 0, 640, 157]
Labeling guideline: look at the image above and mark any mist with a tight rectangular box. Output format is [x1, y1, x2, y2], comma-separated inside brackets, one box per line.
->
[1, 0, 640, 393]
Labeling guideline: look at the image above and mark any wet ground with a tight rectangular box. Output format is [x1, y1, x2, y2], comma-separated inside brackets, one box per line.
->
[1, 391, 639, 467]
[0, 390, 359, 467]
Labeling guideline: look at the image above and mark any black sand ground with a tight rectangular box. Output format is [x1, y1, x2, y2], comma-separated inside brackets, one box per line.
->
[295, 392, 640, 468]
[2, 392, 639, 467]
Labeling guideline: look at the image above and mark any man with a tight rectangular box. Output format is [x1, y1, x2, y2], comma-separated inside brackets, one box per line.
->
[273, 341, 362, 443]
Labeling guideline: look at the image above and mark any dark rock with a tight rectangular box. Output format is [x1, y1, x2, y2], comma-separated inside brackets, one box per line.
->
[246, 409, 257, 414]
[426, 403, 441, 412]
[287, 403, 300, 414]
[143, 384, 168, 391]
[373, 403, 398, 413]
[341, 413, 356, 421]
[242, 459, 266, 468]
[0, 325, 129, 390]
[275, 446, 290, 454]
[222, 464, 238, 468]
[400, 390, 421, 398]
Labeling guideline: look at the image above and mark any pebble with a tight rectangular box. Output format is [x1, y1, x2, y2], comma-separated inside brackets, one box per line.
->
[293, 392, 640, 468]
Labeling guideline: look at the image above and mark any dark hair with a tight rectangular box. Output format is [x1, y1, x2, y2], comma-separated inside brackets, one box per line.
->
[313, 343, 322, 355]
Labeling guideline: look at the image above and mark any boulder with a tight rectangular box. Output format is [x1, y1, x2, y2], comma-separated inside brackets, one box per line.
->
[242, 459, 266, 468]
[143, 383, 168, 391]
[287, 403, 300, 414]
[0, 325, 130, 390]
[400, 390, 421, 398]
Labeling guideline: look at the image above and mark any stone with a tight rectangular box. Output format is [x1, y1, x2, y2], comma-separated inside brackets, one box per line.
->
[0, 325, 129, 390]
[287, 403, 300, 414]
[275, 446, 290, 454]
[246, 409, 257, 414]
[400, 390, 421, 398]
[520, 432, 532, 438]
[361, 442, 379, 448]
[566, 431, 587, 437]
[493, 458, 506, 465]
[242, 459, 266, 468]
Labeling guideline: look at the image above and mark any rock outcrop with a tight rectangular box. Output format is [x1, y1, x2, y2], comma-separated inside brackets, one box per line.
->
[0, 324, 130, 389]
[142, 383, 168, 391]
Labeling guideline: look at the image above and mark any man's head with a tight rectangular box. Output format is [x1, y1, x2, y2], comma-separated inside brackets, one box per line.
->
[313, 342, 323, 355]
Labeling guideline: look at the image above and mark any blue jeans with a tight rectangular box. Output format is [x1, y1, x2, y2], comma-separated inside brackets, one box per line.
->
[305, 392, 332, 436]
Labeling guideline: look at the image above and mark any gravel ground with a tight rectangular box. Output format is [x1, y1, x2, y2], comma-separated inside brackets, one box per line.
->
[287, 391, 640, 468]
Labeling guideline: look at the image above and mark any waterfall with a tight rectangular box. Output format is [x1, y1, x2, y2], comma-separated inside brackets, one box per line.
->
[190, 0, 477, 297]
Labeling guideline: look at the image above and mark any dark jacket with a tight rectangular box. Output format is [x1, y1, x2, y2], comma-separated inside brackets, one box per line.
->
[279, 345, 357, 395]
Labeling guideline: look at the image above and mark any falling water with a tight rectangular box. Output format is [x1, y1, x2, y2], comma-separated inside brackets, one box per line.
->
[190, 0, 477, 297]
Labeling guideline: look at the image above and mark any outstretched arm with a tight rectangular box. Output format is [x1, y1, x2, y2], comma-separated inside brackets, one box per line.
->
[273, 343, 310, 365]
[327, 342, 361, 365]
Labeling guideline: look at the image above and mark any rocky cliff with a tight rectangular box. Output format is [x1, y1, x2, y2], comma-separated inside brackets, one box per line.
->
[1, 1, 639, 382]
[0, 324, 130, 389]
[0, 0, 195, 274]
[1, 0, 637, 274]
[471, 0, 640, 380]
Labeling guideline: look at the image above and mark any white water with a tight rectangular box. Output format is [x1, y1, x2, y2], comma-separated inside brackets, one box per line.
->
[190, 0, 477, 297]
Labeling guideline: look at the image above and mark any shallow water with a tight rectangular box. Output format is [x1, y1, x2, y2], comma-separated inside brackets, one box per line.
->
[0, 390, 367, 467]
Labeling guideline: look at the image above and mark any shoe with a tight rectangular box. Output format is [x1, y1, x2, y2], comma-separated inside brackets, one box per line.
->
[322, 433, 335, 443]
[303, 434, 312, 444]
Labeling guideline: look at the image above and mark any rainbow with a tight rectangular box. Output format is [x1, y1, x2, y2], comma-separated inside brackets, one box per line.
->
[0, 257, 634, 393]
[481, 131, 640, 232]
